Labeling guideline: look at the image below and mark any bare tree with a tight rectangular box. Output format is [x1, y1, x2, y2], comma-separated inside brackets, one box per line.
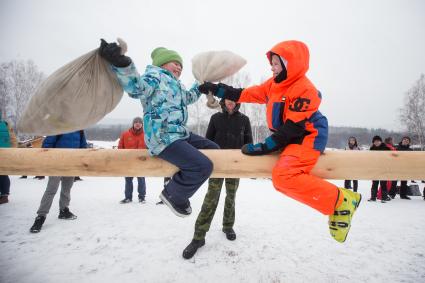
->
[400, 74, 425, 149]
[188, 72, 253, 136]
[0, 60, 45, 135]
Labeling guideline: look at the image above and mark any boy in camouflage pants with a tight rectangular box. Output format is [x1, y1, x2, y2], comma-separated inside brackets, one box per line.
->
[182, 99, 252, 259]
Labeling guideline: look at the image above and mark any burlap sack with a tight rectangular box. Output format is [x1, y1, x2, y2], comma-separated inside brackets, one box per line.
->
[192, 50, 246, 108]
[18, 39, 127, 136]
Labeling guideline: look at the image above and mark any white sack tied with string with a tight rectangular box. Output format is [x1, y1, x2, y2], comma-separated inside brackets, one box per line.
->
[192, 51, 246, 108]
[18, 39, 128, 136]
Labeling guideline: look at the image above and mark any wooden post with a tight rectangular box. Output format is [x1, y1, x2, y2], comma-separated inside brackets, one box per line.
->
[0, 148, 424, 179]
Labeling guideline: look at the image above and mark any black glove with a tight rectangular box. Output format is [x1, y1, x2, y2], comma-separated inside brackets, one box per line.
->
[99, 39, 132, 68]
[198, 82, 242, 102]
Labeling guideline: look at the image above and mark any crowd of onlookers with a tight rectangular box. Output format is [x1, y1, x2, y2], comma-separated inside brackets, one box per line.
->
[343, 135, 425, 203]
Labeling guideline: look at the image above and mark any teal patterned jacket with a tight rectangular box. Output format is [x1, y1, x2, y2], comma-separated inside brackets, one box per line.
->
[112, 63, 201, 155]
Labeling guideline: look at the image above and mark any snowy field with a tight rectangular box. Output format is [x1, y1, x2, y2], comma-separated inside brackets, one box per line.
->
[1, 142, 425, 283]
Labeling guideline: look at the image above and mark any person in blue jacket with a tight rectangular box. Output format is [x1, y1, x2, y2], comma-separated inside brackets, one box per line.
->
[30, 130, 87, 233]
[99, 40, 219, 218]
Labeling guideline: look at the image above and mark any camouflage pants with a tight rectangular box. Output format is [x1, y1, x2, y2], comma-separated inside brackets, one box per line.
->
[193, 178, 239, 240]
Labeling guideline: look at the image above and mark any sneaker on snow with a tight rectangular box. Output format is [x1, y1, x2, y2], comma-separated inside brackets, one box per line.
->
[159, 189, 191, 217]
[400, 196, 411, 200]
[30, 215, 46, 233]
[329, 188, 362, 243]
[222, 228, 237, 241]
[58, 207, 77, 220]
[120, 198, 132, 204]
[138, 198, 146, 203]
[182, 239, 205, 259]
[367, 198, 376, 202]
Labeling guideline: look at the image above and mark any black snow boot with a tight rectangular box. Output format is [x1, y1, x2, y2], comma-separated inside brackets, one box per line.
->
[30, 215, 46, 233]
[58, 207, 77, 220]
[182, 239, 205, 259]
[223, 228, 237, 241]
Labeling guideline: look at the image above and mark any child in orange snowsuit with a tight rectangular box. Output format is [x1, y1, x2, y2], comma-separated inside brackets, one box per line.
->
[199, 40, 361, 242]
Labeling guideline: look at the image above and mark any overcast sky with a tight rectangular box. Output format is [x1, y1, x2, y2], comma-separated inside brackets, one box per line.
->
[1, 0, 424, 130]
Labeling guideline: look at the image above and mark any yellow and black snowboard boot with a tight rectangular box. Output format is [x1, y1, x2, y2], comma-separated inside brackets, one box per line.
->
[329, 188, 362, 243]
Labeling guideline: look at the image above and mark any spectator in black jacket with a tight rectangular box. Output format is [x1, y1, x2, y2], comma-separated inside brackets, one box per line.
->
[396, 136, 413, 200]
[368, 135, 391, 203]
[182, 98, 252, 259]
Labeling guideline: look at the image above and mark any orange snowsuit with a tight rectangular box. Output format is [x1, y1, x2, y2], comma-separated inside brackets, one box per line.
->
[239, 40, 340, 215]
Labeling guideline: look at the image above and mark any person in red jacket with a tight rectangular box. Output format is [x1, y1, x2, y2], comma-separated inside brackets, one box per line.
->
[198, 40, 361, 243]
[118, 117, 147, 203]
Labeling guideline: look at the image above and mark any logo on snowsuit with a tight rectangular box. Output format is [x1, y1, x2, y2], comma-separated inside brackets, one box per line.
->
[289, 98, 311, 112]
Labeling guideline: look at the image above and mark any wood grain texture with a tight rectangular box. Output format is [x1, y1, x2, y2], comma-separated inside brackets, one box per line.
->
[1, 148, 424, 179]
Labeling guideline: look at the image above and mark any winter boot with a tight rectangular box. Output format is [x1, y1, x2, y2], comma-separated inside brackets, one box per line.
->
[0, 195, 9, 205]
[223, 228, 237, 241]
[138, 197, 146, 204]
[329, 188, 362, 243]
[182, 239, 205, 259]
[30, 215, 46, 233]
[159, 189, 192, 217]
[58, 207, 77, 220]
[120, 198, 132, 204]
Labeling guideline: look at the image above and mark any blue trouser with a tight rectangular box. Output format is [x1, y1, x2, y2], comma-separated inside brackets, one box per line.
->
[124, 177, 146, 200]
[158, 133, 219, 205]
[0, 175, 10, 196]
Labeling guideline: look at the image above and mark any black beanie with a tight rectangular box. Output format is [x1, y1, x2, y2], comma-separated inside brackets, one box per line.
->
[372, 135, 382, 143]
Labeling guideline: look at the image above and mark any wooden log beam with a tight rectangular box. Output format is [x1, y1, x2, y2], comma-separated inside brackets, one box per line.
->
[0, 148, 424, 180]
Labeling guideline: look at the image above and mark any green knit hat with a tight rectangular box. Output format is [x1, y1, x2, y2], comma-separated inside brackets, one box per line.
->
[151, 47, 183, 68]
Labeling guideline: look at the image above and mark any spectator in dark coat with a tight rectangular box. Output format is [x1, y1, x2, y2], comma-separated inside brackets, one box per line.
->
[368, 136, 391, 203]
[182, 99, 253, 259]
[30, 130, 88, 233]
[396, 136, 413, 200]
[344, 136, 360, 192]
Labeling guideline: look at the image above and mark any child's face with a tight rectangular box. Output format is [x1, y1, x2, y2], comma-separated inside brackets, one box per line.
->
[133, 121, 143, 130]
[224, 99, 236, 113]
[271, 55, 283, 78]
[373, 140, 381, 147]
[402, 138, 410, 146]
[349, 138, 356, 145]
[161, 61, 182, 79]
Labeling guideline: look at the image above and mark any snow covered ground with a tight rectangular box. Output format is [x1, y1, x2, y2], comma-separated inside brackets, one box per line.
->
[1, 143, 425, 282]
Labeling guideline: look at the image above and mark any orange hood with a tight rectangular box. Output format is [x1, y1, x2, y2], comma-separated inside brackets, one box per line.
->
[266, 40, 310, 87]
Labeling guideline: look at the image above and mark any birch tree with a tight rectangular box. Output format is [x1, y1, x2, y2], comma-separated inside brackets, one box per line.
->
[0, 60, 45, 134]
[400, 74, 425, 149]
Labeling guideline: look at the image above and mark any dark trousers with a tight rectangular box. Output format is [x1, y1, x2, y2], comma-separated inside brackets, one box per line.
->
[0, 175, 10, 196]
[344, 180, 358, 192]
[158, 133, 219, 205]
[371, 180, 388, 200]
[399, 180, 409, 198]
[124, 177, 146, 200]
[388, 181, 398, 197]
[194, 178, 239, 240]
